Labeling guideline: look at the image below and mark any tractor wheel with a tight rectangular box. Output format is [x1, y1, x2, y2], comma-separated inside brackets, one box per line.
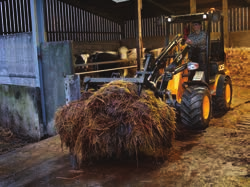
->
[180, 86, 212, 130]
[212, 76, 232, 115]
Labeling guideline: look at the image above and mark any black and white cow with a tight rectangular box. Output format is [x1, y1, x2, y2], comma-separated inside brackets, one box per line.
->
[74, 53, 90, 72]
[88, 51, 121, 77]
[74, 46, 138, 77]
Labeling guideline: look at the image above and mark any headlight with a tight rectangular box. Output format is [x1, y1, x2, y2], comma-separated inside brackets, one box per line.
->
[167, 17, 172, 22]
[187, 62, 199, 70]
[203, 14, 207, 19]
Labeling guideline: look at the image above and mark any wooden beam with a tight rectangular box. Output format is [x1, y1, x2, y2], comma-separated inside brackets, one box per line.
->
[136, 0, 143, 70]
[248, 6, 250, 30]
[240, 0, 250, 6]
[190, 0, 196, 13]
[223, 0, 229, 47]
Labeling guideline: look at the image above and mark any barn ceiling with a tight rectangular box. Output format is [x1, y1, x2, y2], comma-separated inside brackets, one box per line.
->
[61, 0, 250, 22]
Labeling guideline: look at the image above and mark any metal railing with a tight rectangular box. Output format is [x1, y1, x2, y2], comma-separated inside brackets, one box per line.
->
[228, 7, 248, 32]
[0, 0, 32, 35]
[44, 0, 121, 42]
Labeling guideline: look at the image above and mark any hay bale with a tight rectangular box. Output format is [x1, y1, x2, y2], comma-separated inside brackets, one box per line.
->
[225, 47, 250, 88]
[55, 80, 176, 165]
[54, 91, 93, 150]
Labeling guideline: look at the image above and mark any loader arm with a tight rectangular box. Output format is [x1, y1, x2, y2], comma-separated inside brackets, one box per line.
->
[156, 44, 190, 97]
[147, 34, 184, 82]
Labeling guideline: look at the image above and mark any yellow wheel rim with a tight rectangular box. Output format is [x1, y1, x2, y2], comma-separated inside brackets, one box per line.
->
[225, 84, 231, 104]
[203, 95, 210, 120]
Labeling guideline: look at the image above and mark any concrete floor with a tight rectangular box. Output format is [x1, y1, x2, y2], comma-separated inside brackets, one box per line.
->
[0, 135, 70, 187]
[0, 85, 249, 187]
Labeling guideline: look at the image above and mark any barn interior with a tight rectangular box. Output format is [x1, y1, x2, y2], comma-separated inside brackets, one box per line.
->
[0, 0, 250, 186]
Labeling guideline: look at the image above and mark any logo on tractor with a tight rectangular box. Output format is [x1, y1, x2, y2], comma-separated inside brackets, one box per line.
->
[177, 54, 182, 62]
[218, 64, 225, 71]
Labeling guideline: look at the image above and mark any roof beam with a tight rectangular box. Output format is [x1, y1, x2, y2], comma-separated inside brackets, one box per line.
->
[145, 0, 175, 14]
[238, 0, 250, 6]
[60, 0, 124, 23]
[227, 0, 249, 7]
[190, 0, 197, 13]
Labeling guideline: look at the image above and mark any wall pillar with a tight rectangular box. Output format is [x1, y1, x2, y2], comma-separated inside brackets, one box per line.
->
[222, 0, 229, 48]
[190, 0, 196, 13]
[136, 0, 143, 70]
[30, 0, 48, 135]
[248, 6, 250, 30]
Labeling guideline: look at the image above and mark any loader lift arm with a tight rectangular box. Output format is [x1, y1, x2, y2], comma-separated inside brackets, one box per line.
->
[147, 34, 184, 82]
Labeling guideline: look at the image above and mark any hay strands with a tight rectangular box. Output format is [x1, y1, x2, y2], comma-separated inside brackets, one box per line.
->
[54, 80, 176, 167]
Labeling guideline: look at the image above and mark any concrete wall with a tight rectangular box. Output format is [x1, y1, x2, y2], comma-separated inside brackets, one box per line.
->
[0, 33, 40, 87]
[0, 85, 43, 140]
[0, 33, 43, 140]
[41, 41, 74, 135]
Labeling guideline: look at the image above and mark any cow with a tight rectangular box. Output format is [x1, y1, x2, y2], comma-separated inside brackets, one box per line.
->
[74, 46, 140, 77]
[88, 51, 121, 77]
[74, 53, 90, 73]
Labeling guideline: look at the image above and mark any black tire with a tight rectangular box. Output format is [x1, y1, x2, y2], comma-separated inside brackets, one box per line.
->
[212, 76, 232, 115]
[180, 86, 212, 130]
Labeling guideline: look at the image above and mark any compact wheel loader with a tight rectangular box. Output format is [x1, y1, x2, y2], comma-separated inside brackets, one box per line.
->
[83, 10, 232, 130]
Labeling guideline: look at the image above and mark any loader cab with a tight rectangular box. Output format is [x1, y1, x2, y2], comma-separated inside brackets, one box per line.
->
[165, 10, 225, 84]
